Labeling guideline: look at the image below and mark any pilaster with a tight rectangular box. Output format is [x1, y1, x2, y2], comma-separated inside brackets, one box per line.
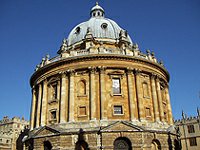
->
[60, 72, 67, 123]
[89, 67, 96, 120]
[135, 69, 144, 121]
[68, 69, 75, 122]
[156, 77, 164, 122]
[150, 74, 160, 122]
[126, 68, 135, 121]
[41, 79, 48, 126]
[99, 66, 107, 120]
[36, 83, 42, 128]
[30, 87, 36, 130]
[165, 87, 173, 125]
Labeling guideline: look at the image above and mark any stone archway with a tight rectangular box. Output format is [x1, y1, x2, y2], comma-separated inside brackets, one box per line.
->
[44, 141, 52, 150]
[114, 137, 132, 150]
[151, 139, 161, 150]
[75, 141, 89, 150]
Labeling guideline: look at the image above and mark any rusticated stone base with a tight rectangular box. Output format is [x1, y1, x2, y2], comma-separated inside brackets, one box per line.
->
[24, 121, 180, 150]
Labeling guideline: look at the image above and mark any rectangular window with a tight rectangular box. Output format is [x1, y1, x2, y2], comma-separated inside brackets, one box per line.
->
[50, 110, 57, 120]
[145, 107, 151, 117]
[79, 106, 87, 116]
[189, 137, 197, 146]
[188, 125, 195, 133]
[112, 78, 121, 94]
[114, 106, 123, 115]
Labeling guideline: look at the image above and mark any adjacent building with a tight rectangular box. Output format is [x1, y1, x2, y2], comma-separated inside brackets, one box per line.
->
[175, 109, 200, 150]
[25, 3, 179, 150]
[0, 116, 29, 150]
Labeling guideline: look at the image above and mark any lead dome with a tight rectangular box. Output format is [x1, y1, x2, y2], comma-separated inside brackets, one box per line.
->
[67, 3, 133, 46]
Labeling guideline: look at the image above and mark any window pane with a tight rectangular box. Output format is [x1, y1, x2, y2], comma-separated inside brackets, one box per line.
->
[51, 111, 56, 120]
[79, 106, 86, 116]
[114, 106, 123, 114]
[145, 107, 151, 117]
[189, 137, 197, 146]
[112, 78, 121, 94]
[188, 125, 195, 133]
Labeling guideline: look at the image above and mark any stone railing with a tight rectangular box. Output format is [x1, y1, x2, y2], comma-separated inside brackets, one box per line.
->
[35, 48, 163, 71]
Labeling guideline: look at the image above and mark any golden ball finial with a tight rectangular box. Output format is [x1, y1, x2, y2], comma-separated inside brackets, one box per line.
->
[96, 2, 99, 5]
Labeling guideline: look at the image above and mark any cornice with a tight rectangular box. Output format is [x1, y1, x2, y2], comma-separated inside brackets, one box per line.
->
[30, 54, 170, 87]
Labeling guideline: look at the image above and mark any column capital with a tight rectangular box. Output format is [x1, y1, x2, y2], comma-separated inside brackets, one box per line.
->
[126, 67, 133, 74]
[67, 69, 75, 76]
[134, 69, 141, 75]
[150, 73, 157, 79]
[59, 71, 67, 78]
[98, 66, 106, 74]
[88, 66, 96, 74]
[155, 75, 162, 82]
[32, 88, 36, 94]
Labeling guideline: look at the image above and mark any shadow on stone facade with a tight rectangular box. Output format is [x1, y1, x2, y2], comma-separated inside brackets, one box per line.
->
[75, 128, 89, 150]
[16, 127, 29, 150]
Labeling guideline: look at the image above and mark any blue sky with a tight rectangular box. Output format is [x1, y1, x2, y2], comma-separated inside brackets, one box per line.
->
[0, 0, 199, 121]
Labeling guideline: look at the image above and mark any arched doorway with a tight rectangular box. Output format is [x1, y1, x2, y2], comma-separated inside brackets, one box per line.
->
[151, 139, 161, 150]
[75, 141, 89, 150]
[114, 137, 132, 150]
[44, 141, 52, 150]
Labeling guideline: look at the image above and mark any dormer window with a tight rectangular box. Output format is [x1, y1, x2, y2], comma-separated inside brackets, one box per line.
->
[101, 23, 108, 29]
[75, 27, 81, 34]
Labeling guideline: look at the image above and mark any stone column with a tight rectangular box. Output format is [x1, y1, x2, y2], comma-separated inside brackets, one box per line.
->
[68, 70, 75, 122]
[36, 83, 42, 128]
[89, 67, 96, 120]
[127, 68, 135, 121]
[165, 87, 173, 125]
[135, 69, 144, 121]
[150, 74, 160, 122]
[41, 79, 48, 126]
[156, 77, 164, 122]
[60, 72, 67, 123]
[30, 87, 36, 130]
[99, 66, 106, 120]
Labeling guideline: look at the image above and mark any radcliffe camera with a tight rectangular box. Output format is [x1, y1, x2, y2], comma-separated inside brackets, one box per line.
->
[0, 1, 199, 150]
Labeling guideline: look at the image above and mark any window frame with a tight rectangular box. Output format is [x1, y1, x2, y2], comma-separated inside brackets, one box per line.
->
[145, 107, 151, 118]
[113, 105, 124, 115]
[112, 78, 122, 95]
[49, 109, 57, 121]
[187, 124, 195, 133]
[189, 137, 197, 146]
[78, 106, 87, 117]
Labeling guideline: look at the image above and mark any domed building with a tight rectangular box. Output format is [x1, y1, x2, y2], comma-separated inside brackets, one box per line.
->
[25, 3, 179, 150]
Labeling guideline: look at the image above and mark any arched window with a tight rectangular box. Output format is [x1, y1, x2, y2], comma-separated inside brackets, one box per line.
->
[114, 137, 132, 150]
[44, 141, 52, 150]
[75, 141, 89, 150]
[142, 82, 149, 98]
[151, 139, 161, 150]
[78, 80, 86, 96]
